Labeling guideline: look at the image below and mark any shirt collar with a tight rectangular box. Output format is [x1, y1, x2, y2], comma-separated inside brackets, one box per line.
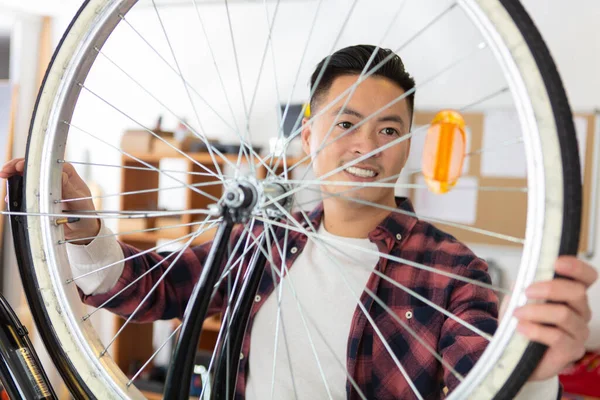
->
[305, 197, 418, 244]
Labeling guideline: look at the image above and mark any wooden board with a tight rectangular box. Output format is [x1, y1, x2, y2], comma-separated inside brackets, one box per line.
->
[576, 112, 598, 255]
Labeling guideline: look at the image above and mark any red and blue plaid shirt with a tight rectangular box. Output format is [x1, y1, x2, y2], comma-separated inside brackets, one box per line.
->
[82, 198, 499, 399]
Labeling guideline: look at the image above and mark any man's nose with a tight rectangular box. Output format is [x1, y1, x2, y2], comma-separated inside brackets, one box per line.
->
[352, 129, 381, 157]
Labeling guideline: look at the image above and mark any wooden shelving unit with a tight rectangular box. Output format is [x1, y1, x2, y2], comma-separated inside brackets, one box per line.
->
[111, 149, 304, 387]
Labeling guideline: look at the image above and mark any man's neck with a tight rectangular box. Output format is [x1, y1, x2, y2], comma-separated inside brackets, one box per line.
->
[321, 196, 396, 238]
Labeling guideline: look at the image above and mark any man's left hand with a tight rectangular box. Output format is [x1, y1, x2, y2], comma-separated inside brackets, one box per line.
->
[513, 255, 598, 381]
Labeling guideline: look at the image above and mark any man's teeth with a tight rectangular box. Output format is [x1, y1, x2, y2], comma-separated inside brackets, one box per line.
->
[345, 166, 376, 178]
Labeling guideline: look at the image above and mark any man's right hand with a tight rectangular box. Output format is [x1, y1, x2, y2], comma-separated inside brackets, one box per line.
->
[1, 158, 101, 245]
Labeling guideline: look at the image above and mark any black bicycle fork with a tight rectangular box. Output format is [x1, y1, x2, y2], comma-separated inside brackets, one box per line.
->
[164, 182, 272, 400]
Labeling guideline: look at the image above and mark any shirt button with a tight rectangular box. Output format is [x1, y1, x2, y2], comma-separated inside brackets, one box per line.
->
[396, 233, 402, 241]
[239, 352, 244, 360]
[254, 295, 261, 303]
[405, 311, 413, 319]
[290, 247, 298, 254]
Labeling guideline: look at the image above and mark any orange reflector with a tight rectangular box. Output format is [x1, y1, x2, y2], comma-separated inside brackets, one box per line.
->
[421, 110, 466, 194]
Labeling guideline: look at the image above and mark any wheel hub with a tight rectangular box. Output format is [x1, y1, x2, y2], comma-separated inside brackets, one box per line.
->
[217, 178, 293, 223]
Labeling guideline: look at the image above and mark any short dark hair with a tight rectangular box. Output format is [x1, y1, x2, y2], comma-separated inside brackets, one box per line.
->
[309, 44, 416, 118]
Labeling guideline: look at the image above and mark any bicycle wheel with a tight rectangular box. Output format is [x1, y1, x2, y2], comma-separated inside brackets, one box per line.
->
[17, 0, 580, 399]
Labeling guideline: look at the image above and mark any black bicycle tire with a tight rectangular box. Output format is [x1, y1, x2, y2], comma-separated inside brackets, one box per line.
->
[14, 0, 581, 399]
[492, 0, 581, 399]
[15, 1, 97, 399]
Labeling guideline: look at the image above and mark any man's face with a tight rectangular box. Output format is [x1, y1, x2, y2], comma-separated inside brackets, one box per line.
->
[301, 74, 412, 207]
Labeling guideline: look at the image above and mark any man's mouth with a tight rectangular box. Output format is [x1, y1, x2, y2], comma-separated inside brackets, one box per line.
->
[344, 166, 378, 178]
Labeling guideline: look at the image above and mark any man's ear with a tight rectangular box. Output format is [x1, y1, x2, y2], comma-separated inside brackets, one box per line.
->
[301, 117, 312, 156]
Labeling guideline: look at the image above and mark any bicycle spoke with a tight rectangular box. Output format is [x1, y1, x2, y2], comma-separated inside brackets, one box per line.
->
[311, 189, 525, 245]
[0, 209, 214, 220]
[221, 0, 257, 182]
[65, 120, 221, 202]
[300, 211, 457, 392]
[262, 220, 298, 400]
[295, 130, 524, 210]
[279, 1, 410, 182]
[264, 0, 325, 174]
[282, 42, 487, 178]
[242, 230, 334, 399]
[199, 224, 263, 400]
[260, 219, 367, 400]
[59, 159, 226, 178]
[265, 125, 429, 207]
[190, 0, 255, 175]
[256, 218, 291, 400]
[246, 0, 281, 123]
[267, 204, 486, 396]
[127, 324, 182, 386]
[461, 86, 509, 112]
[59, 209, 211, 216]
[308, 226, 465, 387]
[261, 0, 288, 181]
[223, 0, 248, 122]
[284, 179, 526, 193]
[99, 217, 216, 356]
[256, 215, 509, 295]
[267, 0, 359, 175]
[102, 17, 273, 178]
[275, 203, 495, 338]
[82, 250, 179, 321]
[278, 210, 492, 341]
[261, 218, 300, 399]
[274, 2, 459, 158]
[60, 220, 218, 245]
[467, 136, 524, 158]
[58, 180, 225, 204]
[264, 205, 419, 399]
[119, 14, 238, 134]
[137, 2, 227, 181]
[93, 46, 238, 176]
[69, 219, 220, 284]
[407, 135, 524, 177]
[190, 0, 241, 135]
[262, 212, 495, 341]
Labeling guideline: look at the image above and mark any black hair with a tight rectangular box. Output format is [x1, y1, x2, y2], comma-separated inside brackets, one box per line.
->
[309, 44, 416, 117]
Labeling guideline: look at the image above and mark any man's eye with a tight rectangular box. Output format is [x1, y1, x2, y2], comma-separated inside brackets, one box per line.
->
[337, 121, 353, 130]
[381, 127, 399, 136]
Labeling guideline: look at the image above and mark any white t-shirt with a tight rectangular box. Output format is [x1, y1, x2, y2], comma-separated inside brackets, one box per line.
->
[245, 223, 379, 400]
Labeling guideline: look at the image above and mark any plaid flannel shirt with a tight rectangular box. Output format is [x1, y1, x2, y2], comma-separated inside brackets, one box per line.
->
[82, 197, 499, 399]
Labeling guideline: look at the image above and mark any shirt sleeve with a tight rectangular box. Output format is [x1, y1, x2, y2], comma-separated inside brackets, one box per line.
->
[78, 224, 247, 323]
[438, 257, 500, 391]
[66, 219, 125, 296]
[438, 256, 561, 400]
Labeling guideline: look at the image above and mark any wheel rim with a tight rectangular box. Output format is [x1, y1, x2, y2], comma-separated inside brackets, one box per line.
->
[21, 0, 578, 398]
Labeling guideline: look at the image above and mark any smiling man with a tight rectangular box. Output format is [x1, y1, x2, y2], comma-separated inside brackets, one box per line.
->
[1, 45, 597, 399]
